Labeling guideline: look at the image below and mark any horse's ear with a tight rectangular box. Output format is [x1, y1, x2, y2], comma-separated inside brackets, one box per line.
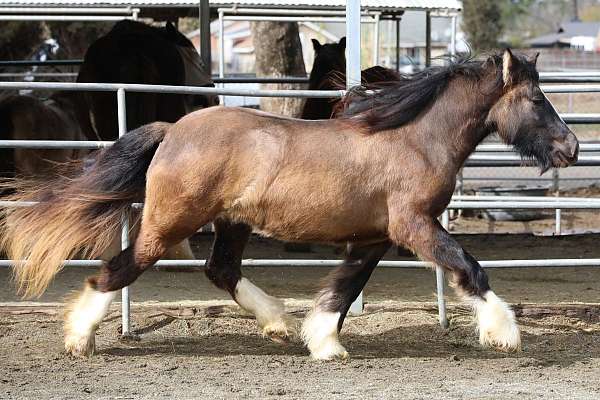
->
[530, 52, 540, 65]
[338, 36, 346, 49]
[502, 48, 520, 86]
[166, 21, 177, 36]
[312, 39, 322, 53]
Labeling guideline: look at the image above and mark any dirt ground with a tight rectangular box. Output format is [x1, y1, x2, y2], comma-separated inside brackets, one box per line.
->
[1, 199, 600, 399]
[1, 302, 600, 400]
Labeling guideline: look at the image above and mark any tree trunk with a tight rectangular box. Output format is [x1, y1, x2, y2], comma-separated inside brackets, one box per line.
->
[250, 22, 306, 117]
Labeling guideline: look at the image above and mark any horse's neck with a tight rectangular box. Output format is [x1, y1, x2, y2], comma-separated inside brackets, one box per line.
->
[308, 63, 340, 90]
[411, 78, 500, 170]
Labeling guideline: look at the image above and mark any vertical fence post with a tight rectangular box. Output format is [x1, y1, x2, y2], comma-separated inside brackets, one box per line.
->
[450, 14, 457, 57]
[347, 0, 363, 316]
[553, 168, 562, 235]
[218, 10, 225, 105]
[425, 11, 431, 67]
[116, 88, 130, 336]
[436, 210, 449, 328]
[372, 12, 380, 66]
[198, 0, 212, 75]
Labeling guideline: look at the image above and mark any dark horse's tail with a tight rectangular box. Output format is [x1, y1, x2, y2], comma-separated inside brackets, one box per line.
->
[0, 122, 170, 298]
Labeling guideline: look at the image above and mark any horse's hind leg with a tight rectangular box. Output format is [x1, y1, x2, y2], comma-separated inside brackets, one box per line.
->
[389, 214, 520, 351]
[64, 167, 218, 356]
[206, 218, 295, 342]
[302, 241, 391, 360]
[63, 280, 117, 356]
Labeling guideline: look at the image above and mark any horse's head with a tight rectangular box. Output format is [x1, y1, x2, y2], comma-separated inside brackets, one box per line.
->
[163, 22, 219, 110]
[486, 49, 578, 173]
[309, 37, 346, 86]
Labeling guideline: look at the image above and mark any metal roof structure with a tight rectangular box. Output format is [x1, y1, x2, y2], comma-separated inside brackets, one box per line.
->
[0, 0, 462, 12]
[527, 21, 600, 48]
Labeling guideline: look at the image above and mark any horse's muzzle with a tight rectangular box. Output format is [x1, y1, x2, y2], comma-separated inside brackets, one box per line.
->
[552, 133, 579, 168]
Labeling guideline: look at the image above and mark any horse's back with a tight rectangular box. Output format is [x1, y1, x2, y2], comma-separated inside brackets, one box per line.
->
[154, 106, 390, 243]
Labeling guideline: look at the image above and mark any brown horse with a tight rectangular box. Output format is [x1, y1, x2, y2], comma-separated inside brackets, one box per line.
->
[1, 50, 578, 360]
[77, 20, 217, 140]
[0, 92, 92, 177]
[0, 20, 217, 174]
[0, 20, 212, 258]
[301, 37, 401, 120]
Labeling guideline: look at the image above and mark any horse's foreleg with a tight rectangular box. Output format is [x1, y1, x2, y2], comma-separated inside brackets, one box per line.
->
[205, 219, 295, 342]
[302, 241, 391, 360]
[389, 215, 520, 352]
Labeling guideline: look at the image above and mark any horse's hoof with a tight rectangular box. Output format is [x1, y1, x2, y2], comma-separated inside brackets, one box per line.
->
[480, 329, 522, 352]
[311, 345, 349, 361]
[309, 339, 349, 361]
[474, 291, 521, 352]
[64, 334, 95, 357]
[262, 318, 296, 344]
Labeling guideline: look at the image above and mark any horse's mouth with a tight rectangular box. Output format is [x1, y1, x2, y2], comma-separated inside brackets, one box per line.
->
[552, 148, 578, 168]
[551, 138, 579, 168]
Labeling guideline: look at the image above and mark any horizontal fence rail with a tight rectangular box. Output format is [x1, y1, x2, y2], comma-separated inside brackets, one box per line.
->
[0, 258, 598, 269]
[4, 81, 600, 97]
[0, 7, 139, 15]
[0, 81, 343, 98]
[3, 196, 600, 210]
[539, 71, 600, 83]
[0, 59, 83, 67]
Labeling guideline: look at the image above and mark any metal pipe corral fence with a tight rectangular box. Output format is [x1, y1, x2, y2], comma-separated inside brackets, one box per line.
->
[2, 14, 600, 331]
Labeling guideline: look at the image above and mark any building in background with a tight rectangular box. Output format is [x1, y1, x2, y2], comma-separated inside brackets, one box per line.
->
[186, 11, 454, 76]
[525, 21, 600, 71]
[527, 21, 600, 51]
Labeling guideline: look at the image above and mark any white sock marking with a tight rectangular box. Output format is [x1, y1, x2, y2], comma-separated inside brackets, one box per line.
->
[301, 309, 348, 360]
[471, 290, 521, 351]
[65, 285, 117, 338]
[234, 278, 290, 336]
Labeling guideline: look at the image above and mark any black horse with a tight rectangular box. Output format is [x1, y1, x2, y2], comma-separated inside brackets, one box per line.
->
[77, 20, 218, 140]
[301, 37, 400, 120]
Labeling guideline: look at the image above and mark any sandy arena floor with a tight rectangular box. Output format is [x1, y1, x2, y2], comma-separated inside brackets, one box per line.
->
[1, 302, 600, 399]
[1, 229, 600, 399]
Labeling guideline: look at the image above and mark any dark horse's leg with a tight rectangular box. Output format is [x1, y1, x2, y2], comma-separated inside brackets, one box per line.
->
[205, 218, 295, 342]
[389, 215, 520, 351]
[302, 241, 390, 360]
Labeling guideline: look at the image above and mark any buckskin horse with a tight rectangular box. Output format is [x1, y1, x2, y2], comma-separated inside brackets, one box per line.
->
[1, 50, 578, 360]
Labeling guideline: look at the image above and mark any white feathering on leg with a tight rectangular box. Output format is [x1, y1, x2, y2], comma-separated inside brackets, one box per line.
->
[64, 283, 116, 357]
[234, 277, 294, 340]
[471, 290, 521, 352]
[301, 309, 348, 360]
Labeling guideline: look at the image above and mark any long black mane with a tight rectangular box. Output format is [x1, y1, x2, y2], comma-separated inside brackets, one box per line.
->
[340, 54, 519, 132]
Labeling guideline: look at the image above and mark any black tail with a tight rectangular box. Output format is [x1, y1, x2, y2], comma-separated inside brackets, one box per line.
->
[0, 121, 170, 297]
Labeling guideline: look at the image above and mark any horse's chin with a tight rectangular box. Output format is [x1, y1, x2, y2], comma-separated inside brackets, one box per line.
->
[538, 163, 552, 176]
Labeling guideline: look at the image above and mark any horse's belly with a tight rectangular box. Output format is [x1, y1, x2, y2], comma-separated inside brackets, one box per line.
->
[224, 190, 388, 244]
